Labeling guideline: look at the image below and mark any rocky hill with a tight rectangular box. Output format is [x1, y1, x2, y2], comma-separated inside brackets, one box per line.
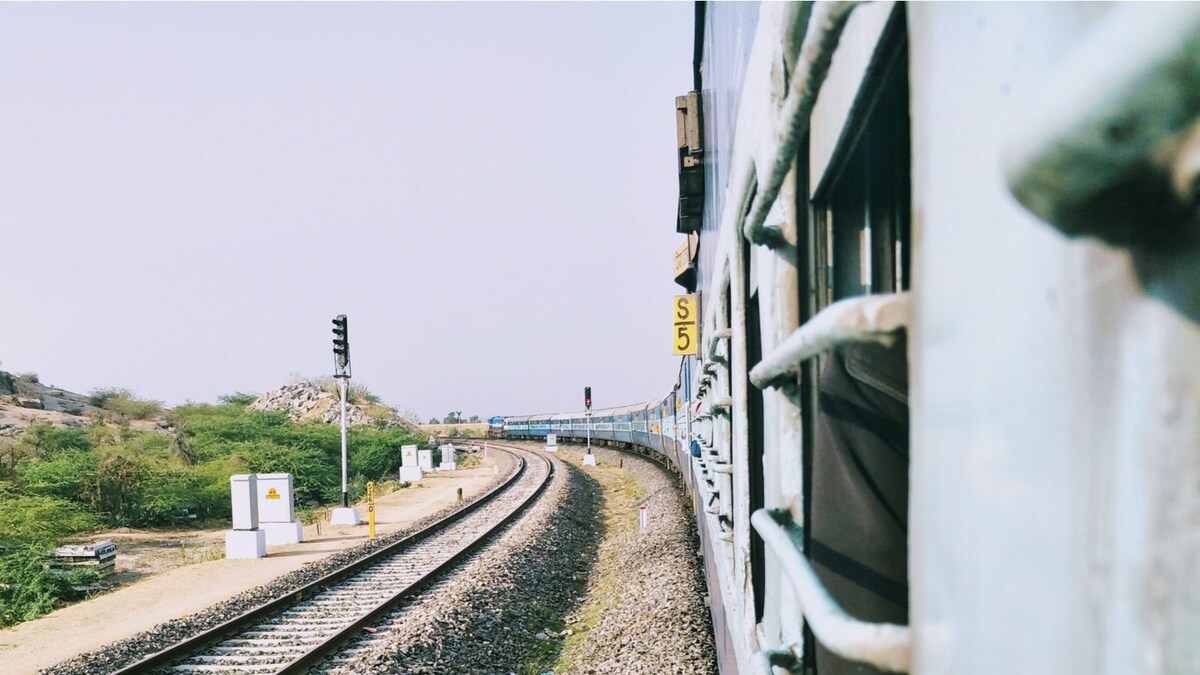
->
[0, 371, 112, 437]
[250, 382, 371, 425]
[0, 370, 419, 437]
[250, 381, 419, 431]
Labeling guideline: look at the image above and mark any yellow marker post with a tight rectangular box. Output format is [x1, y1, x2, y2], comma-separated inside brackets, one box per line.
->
[367, 481, 376, 540]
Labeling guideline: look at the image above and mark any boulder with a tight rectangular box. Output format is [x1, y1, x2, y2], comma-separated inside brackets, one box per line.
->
[16, 395, 43, 410]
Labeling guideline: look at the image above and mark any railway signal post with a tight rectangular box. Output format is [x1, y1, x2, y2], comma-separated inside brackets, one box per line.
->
[583, 385, 596, 466]
[329, 314, 360, 526]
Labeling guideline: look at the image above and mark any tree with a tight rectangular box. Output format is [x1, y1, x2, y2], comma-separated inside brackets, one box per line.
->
[468, 415, 480, 423]
[428, 417, 440, 425]
[443, 411, 463, 424]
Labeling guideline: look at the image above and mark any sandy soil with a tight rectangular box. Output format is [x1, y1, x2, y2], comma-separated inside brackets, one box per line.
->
[0, 454, 506, 675]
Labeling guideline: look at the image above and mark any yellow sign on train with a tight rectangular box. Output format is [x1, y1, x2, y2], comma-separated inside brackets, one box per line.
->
[673, 294, 699, 355]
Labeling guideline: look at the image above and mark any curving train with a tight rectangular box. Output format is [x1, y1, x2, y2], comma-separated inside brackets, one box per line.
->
[508, 3, 1200, 674]
[503, 395, 684, 463]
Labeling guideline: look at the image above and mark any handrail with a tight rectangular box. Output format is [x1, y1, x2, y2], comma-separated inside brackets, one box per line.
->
[710, 397, 733, 416]
[750, 293, 909, 389]
[708, 328, 732, 365]
[744, 1, 860, 247]
[757, 647, 802, 675]
[751, 509, 911, 672]
[1003, 3, 1200, 246]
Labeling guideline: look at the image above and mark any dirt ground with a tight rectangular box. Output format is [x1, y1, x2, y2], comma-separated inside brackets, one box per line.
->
[0, 451, 507, 675]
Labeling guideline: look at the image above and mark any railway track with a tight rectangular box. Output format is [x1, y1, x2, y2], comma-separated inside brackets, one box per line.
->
[113, 444, 552, 674]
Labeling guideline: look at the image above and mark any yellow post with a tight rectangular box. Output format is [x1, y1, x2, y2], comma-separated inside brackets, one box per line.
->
[367, 481, 376, 540]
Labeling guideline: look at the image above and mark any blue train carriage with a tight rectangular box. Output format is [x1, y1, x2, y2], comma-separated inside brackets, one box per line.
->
[566, 413, 585, 440]
[549, 412, 572, 439]
[653, 391, 679, 461]
[605, 402, 638, 446]
[528, 415, 551, 438]
[503, 415, 530, 439]
[588, 406, 616, 443]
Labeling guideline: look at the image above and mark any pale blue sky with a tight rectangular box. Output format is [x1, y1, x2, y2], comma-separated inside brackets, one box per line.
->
[0, 2, 693, 420]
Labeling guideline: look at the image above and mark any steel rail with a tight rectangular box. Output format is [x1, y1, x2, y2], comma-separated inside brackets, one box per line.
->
[112, 445, 544, 675]
[278, 446, 554, 673]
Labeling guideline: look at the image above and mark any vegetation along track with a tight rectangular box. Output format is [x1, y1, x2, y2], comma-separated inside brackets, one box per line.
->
[111, 444, 551, 675]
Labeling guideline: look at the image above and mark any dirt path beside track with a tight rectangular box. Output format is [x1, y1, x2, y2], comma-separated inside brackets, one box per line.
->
[0, 453, 504, 675]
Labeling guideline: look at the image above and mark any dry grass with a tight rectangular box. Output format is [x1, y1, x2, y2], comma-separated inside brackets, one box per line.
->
[552, 453, 647, 673]
[419, 423, 489, 437]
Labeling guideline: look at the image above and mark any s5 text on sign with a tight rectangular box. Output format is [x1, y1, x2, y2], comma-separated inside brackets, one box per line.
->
[673, 294, 699, 356]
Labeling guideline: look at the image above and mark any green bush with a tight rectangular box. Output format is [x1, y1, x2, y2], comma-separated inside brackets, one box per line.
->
[137, 465, 206, 525]
[5, 398, 424, 541]
[217, 392, 258, 407]
[18, 452, 98, 504]
[87, 387, 164, 420]
[104, 396, 164, 420]
[0, 393, 431, 628]
[18, 423, 90, 460]
[0, 544, 98, 627]
[0, 495, 97, 547]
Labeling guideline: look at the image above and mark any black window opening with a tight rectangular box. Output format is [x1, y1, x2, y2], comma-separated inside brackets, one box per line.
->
[804, 6, 912, 674]
[745, 240, 767, 624]
[816, 19, 912, 305]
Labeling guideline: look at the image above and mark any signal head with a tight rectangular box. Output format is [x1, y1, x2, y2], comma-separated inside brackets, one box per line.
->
[331, 314, 350, 370]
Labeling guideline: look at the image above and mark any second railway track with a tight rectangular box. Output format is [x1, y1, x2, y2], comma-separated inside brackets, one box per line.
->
[113, 444, 552, 675]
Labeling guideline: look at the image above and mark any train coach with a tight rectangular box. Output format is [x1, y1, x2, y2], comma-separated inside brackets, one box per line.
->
[509, 2, 1200, 674]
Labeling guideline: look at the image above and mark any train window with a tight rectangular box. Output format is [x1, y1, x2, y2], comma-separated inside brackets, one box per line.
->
[814, 23, 911, 303]
[806, 7, 911, 673]
[744, 235, 767, 624]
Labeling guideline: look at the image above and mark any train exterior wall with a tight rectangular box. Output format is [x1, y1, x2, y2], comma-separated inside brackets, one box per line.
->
[907, 4, 1200, 672]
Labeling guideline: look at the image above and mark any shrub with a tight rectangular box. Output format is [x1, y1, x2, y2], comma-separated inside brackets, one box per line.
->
[87, 387, 164, 420]
[362, 402, 398, 425]
[86, 387, 129, 408]
[309, 376, 381, 405]
[18, 452, 98, 505]
[0, 495, 97, 546]
[104, 396, 163, 420]
[217, 392, 258, 407]
[0, 544, 98, 627]
[17, 422, 90, 460]
[15, 372, 39, 384]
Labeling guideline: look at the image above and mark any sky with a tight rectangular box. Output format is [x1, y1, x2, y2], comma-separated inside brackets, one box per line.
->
[0, 2, 694, 421]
